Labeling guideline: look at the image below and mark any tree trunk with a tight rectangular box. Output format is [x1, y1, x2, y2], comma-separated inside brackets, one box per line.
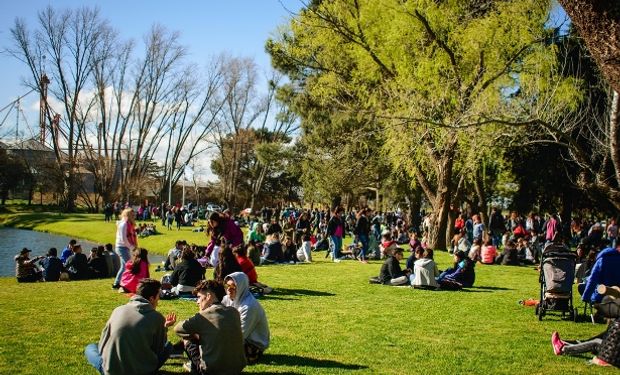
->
[557, 1, 620, 93]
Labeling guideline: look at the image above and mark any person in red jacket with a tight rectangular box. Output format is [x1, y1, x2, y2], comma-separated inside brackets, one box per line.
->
[233, 245, 272, 294]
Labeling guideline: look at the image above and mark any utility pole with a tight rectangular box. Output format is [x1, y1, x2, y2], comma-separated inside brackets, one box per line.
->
[15, 97, 19, 140]
[39, 74, 50, 144]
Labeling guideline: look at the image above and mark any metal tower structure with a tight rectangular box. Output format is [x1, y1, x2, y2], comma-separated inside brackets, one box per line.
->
[39, 74, 50, 144]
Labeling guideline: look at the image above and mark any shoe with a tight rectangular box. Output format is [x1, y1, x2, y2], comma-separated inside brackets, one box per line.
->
[111, 284, 120, 290]
[551, 331, 564, 355]
[589, 357, 611, 366]
[333, 258, 342, 263]
[182, 361, 192, 372]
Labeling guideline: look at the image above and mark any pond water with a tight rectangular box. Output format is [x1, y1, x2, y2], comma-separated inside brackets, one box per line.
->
[0, 227, 163, 277]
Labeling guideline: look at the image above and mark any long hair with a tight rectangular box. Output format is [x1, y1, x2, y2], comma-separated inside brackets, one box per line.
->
[121, 208, 135, 225]
[215, 244, 242, 282]
[130, 248, 149, 275]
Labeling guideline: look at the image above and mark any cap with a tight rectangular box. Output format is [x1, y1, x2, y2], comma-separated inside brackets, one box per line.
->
[20, 248, 32, 255]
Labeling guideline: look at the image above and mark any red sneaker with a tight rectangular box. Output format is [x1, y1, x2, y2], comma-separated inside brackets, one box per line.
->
[551, 331, 564, 355]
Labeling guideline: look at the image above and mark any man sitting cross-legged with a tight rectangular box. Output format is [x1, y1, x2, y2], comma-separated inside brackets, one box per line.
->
[84, 278, 177, 375]
[174, 279, 246, 374]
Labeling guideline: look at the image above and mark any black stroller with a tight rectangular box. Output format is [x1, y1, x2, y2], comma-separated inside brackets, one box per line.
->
[535, 243, 577, 321]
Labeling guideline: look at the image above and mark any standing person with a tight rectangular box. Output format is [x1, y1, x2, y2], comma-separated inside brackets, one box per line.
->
[205, 212, 244, 259]
[60, 239, 77, 264]
[113, 208, 138, 290]
[488, 207, 505, 248]
[175, 207, 184, 230]
[472, 214, 485, 242]
[15, 248, 43, 283]
[222, 272, 270, 364]
[84, 279, 177, 375]
[294, 212, 311, 249]
[174, 280, 247, 375]
[545, 213, 560, 243]
[40, 247, 63, 282]
[327, 207, 346, 262]
[354, 208, 371, 263]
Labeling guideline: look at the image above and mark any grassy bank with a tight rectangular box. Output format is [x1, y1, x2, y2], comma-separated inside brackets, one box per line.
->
[0, 257, 611, 373]
[0, 208, 209, 255]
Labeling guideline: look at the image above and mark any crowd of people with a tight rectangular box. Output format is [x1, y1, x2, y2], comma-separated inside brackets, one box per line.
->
[14, 202, 620, 370]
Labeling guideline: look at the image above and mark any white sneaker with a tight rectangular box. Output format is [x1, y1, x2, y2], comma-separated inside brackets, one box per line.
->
[333, 258, 342, 263]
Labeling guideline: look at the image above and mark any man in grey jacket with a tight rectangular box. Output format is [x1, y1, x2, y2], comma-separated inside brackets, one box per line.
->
[174, 279, 246, 374]
[85, 279, 177, 375]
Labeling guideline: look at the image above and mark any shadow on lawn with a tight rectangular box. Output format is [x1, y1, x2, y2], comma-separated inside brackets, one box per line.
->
[267, 288, 336, 301]
[262, 353, 368, 371]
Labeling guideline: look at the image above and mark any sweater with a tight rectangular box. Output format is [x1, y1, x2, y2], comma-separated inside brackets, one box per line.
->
[222, 272, 270, 350]
[582, 247, 620, 303]
[170, 258, 205, 288]
[174, 304, 246, 375]
[412, 258, 439, 288]
[99, 295, 167, 375]
[378, 256, 407, 285]
[120, 261, 150, 293]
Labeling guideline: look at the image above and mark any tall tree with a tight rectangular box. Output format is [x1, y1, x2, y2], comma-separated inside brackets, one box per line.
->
[269, 0, 568, 249]
[557, 1, 620, 93]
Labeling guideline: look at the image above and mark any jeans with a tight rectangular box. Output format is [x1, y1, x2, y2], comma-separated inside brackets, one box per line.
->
[85, 341, 173, 374]
[358, 234, 369, 260]
[330, 235, 342, 260]
[113, 246, 131, 286]
[84, 343, 104, 375]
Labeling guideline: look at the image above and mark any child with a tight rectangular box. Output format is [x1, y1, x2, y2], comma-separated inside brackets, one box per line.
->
[119, 248, 150, 293]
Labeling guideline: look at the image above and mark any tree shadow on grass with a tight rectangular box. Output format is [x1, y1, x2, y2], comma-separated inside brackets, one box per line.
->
[262, 353, 368, 371]
[269, 288, 336, 298]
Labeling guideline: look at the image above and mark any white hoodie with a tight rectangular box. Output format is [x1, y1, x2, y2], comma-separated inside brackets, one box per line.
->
[412, 258, 439, 288]
[222, 272, 270, 350]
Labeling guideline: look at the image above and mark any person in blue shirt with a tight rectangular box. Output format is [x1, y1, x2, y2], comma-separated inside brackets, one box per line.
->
[582, 244, 620, 304]
[60, 239, 77, 264]
[41, 247, 64, 281]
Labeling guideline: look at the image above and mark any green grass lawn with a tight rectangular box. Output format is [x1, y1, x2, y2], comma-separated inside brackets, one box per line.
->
[0, 210, 614, 374]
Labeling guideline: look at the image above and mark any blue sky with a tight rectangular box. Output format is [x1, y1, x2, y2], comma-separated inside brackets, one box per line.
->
[0, 0, 303, 139]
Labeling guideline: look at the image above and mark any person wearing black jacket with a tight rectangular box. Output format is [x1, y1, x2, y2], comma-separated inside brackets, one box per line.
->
[88, 247, 109, 279]
[170, 248, 205, 295]
[65, 245, 89, 280]
[295, 212, 311, 248]
[354, 208, 371, 263]
[371, 247, 410, 285]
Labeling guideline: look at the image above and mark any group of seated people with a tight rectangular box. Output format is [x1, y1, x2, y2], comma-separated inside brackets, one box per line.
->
[369, 231, 476, 290]
[450, 229, 537, 266]
[15, 240, 120, 283]
[137, 223, 157, 237]
[85, 273, 270, 374]
[157, 239, 273, 297]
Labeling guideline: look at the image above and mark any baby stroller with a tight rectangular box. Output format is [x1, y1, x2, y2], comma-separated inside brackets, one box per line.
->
[535, 243, 577, 321]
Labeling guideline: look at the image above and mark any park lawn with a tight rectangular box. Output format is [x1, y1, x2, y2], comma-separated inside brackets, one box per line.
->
[0, 210, 211, 255]
[0, 246, 612, 374]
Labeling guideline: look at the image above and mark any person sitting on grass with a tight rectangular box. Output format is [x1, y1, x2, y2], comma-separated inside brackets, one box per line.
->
[65, 244, 90, 280]
[15, 248, 43, 283]
[174, 279, 247, 375]
[480, 238, 498, 265]
[169, 247, 205, 296]
[370, 247, 411, 286]
[214, 244, 242, 283]
[120, 248, 150, 294]
[261, 233, 284, 265]
[296, 233, 313, 263]
[40, 247, 63, 282]
[282, 235, 297, 264]
[437, 250, 476, 290]
[247, 240, 261, 267]
[88, 247, 109, 279]
[85, 278, 177, 375]
[411, 248, 440, 290]
[233, 245, 273, 294]
[581, 241, 620, 305]
[223, 272, 270, 364]
[496, 239, 520, 266]
[551, 314, 620, 368]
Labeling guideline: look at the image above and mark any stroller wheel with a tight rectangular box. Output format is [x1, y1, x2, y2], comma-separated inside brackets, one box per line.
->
[537, 305, 544, 321]
[535, 304, 539, 315]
